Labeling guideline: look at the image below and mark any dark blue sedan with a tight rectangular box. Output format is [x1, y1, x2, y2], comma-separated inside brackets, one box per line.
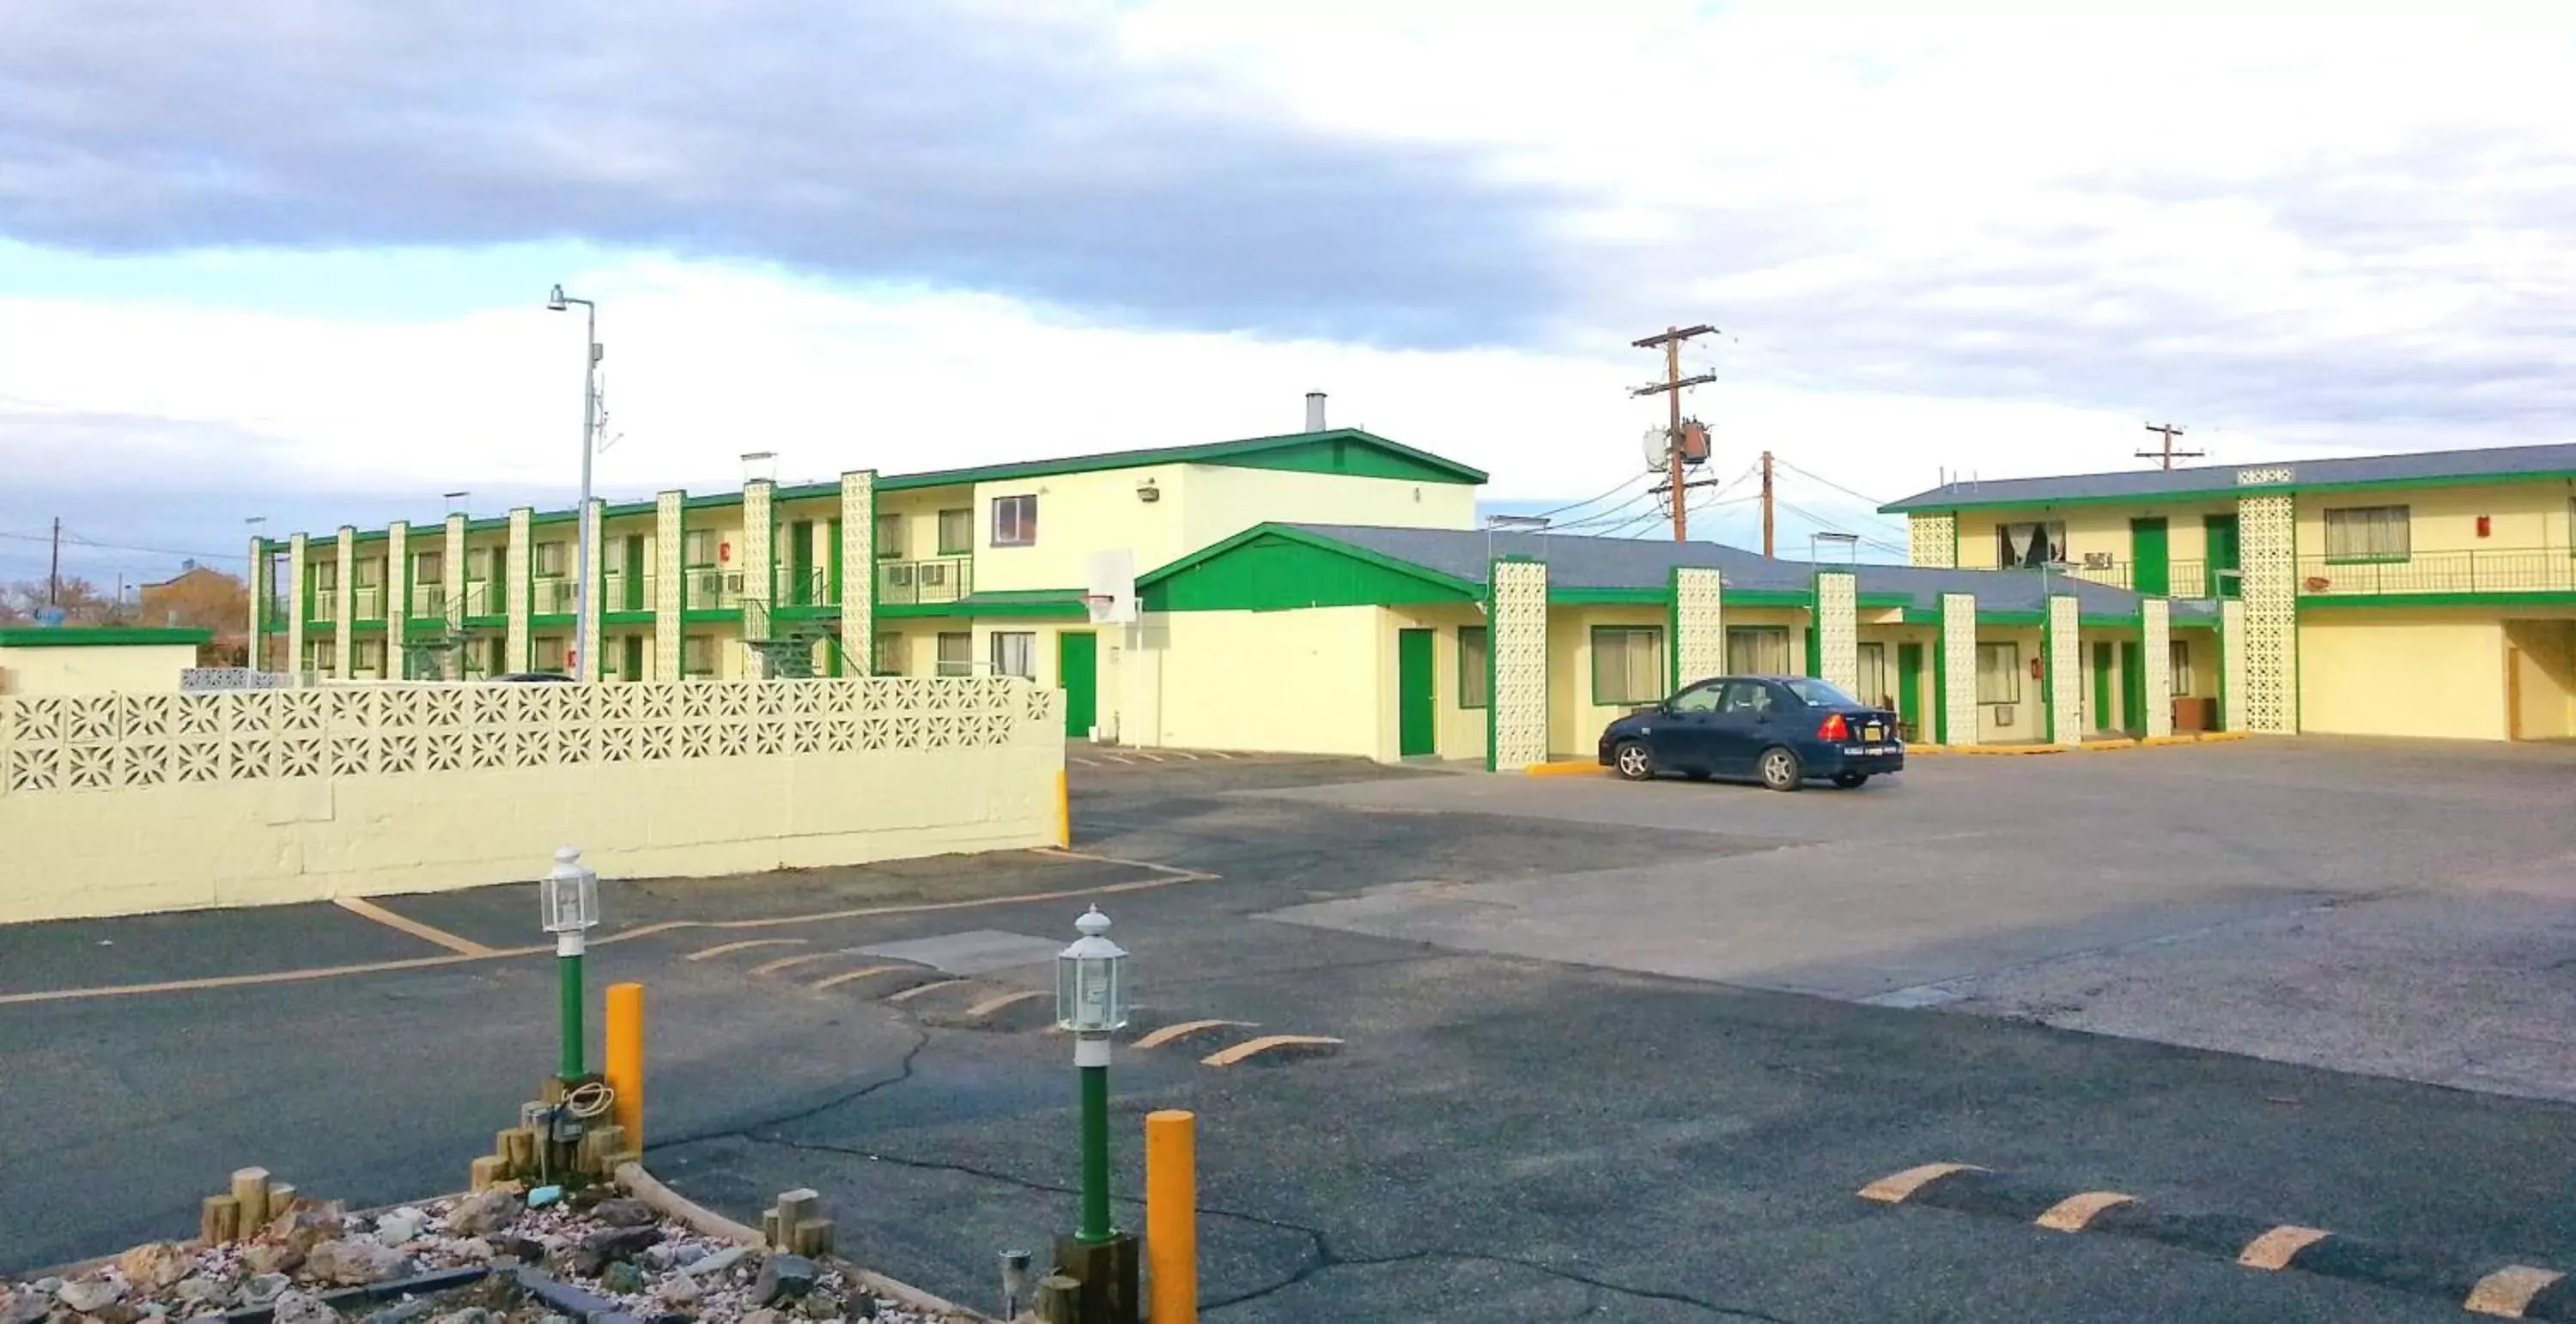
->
[1597, 675, 1904, 791]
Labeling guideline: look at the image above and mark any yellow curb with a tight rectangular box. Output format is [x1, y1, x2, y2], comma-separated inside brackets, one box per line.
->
[2034, 1190, 2136, 1232]
[1857, 1162, 1984, 1204]
[2074, 738, 2139, 752]
[1523, 761, 1607, 778]
[2237, 1224, 2331, 1271]
[2467, 1265, 2566, 1317]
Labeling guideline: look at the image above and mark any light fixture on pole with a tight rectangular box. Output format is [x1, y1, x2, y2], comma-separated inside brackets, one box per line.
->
[1054, 906, 1139, 1309]
[540, 846, 600, 1079]
[547, 285, 601, 681]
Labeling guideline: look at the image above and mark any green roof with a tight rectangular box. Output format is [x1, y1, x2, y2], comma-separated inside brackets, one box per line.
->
[0, 626, 213, 648]
[1881, 440, 2576, 513]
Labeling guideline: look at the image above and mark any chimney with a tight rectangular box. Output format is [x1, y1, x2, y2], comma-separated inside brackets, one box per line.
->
[1304, 392, 1327, 432]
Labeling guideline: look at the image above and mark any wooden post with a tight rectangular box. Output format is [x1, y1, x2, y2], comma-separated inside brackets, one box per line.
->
[605, 982, 646, 1151]
[792, 1218, 835, 1256]
[1145, 1110, 1197, 1324]
[1054, 1234, 1139, 1324]
[470, 1157, 507, 1193]
[771, 1188, 819, 1249]
[200, 1195, 241, 1245]
[265, 1182, 297, 1218]
[230, 1169, 272, 1231]
[761, 1211, 782, 1249]
[1035, 1275, 1081, 1324]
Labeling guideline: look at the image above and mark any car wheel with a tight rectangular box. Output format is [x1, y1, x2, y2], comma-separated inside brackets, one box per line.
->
[1612, 739, 1655, 781]
[1758, 745, 1804, 792]
[1832, 772, 1869, 789]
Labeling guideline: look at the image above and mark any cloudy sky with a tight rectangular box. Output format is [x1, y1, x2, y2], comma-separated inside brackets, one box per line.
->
[3, 0, 2572, 583]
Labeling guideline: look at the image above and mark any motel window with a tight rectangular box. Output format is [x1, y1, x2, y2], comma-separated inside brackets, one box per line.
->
[1726, 626, 1790, 676]
[935, 631, 973, 677]
[2324, 505, 2409, 562]
[1457, 626, 1491, 709]
[352, 638, 385, 677]
[990, 630, 1036, 680]
[413, 550, 443, 584]
[992, 495, 1037, 547]
[534, 541, 568, 577]
[683, 530, 717, 568]
[467, 547, 495, 581]
[534, 636, 568, 675]
[2171, 640, 2193, 696]
[937, 508, 973, 556]
[310, 562, 338, 593]
[1996, 521, 2067, 568]
[875, 513, 903, 560]
[681, 634, 716, 677]
[1591, 626, 1665, 707]
[304, 639, 337, 673]
[354, 557, 382, 587]
[1854, 641, 1896, 711]
[874, 632, 906, 676]
[1976, 642, 2022, 705]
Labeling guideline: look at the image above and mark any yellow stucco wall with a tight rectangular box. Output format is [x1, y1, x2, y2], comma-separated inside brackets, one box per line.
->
[1957, 502, 2236, 572]
[1548, 605, 1666, 757]
[0, 643, 198, 695]
[1388, 604, 1489, 765]
[1139, 606, 1388, 757]
[2506, 620, 2576, 739]
[1975, 625, 2046, 742]
[2296, 481, 2576, 556]
[0, 678, 1061, 926]
[1180, 465, 1478, 547]
[2301, 611, 2507, 739]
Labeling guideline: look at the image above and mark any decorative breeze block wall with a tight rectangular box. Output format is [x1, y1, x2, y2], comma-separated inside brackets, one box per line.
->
[1487, 559, 1548, 771]
[1814, 572, 1859, 696]
[2046, 595, 2081, 746]
[1671, 568, 1724, 690]
[2237, 493, 2298, 733]
[2142, 599, 2172, 739]
[1909, 513, 1957, 568]
[1940, 592, 1978, 745]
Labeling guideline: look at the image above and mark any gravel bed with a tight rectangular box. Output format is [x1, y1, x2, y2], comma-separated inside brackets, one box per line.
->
[0, 1188, 957, 1324]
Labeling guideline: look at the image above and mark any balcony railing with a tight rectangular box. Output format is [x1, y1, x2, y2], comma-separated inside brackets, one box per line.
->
[409, 584, 448, 620]
[777, 565, 830, 607]
[351, 586, 385, 621]
[462, 580, 503, 616]
[2040, 558, 2239, 599]
[531, 576, 578, 616]
[687, 568, 744, 610]
[2298, 550, 2576, 597]
[307, 592, 337, 623]
[601, 571, 656, 613]
[878, 556, 971, 605]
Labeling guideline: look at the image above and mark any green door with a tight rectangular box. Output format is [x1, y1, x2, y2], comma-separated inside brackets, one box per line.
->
[2204, 514, 2240, 598]
[2119, 641, 2145, 734]
[2130, 518, 2171, 596]
[1397, 628, 1437, 757]
[623, 535, 646, 610]
[2091, 641, 2113, 732]
[622, 635, 644, 683]
[1896, 642, 1924, 742]
[1057, 632, 1098, 739]
[789, 520, 814, 604]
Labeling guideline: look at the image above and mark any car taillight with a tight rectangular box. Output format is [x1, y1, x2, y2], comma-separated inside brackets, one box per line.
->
[1818, 714, 1848, 741]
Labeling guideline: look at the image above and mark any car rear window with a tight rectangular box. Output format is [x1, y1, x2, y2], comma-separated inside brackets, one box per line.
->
[1782, 677, 1861, 707]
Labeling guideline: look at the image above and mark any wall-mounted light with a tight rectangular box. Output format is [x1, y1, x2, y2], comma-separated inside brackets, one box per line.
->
[1136, 478, 1161, 503]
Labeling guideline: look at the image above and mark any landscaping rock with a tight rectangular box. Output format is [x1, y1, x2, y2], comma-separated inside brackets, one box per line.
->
[373, 1210, 429, 1248]
[794, 1291, 840, 1320]
[494, 1236, 547, 1266]
[240, 1274, 293, 1309]
[425, 1309, 486, 1324]
[1, 1292, 50, 1324]
[589, 1200, 654, 1230]
[270, 1290, 340, 1324]
[442, 1193, 520, 1239]
[600, 1262, 647, 1297]
[268, 1207, 349, 1255]
[654, 1277, 700, 1308]
[118, 1243, 190, 1292]
[361, 1298, 440, 1324]
[740, 1310, 781, 1324]
[571, 1226, 662, 1276]
[168, 1279, 222, 1309]
[306, 1238, 408, 1287]
[750, 1257, 816, 1308]
[678, 1248, 748, 1280]
[56, 1277, 125, 1314]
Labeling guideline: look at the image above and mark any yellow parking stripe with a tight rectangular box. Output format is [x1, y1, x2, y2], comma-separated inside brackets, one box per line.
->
[963, 989, 1046, 1019]
[332, 896, 497, 957]
[2467, 1266, 2565, 1317]
[1200, 1034, 1343, 1066]
[684, 938, 808, 962]
[2235, 1224, 2331, 1271]
[2034, 1191, 2135, 1232]
[1857, 1163, 1984, 1204]
[1132, 1019, 1256, 1049]
[807, 964, 909, 991]
[885, 977, 969, 1003]
[750, 951, 841, 976]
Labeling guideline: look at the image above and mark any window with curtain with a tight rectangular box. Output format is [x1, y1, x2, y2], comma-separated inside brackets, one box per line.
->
[1590, 626, 1665, 705]
[2324, 505, 2409, 561]
[682, 531, 716, 567]
[935, 631, 973, 677]
[873, 632, 905, 675]
[1457, 626, 1490, 708]
[1726, 626, 1790, 676]
[1996, 521, 2066, 568]
[938, 508, 973, 556]
[875, 513, 903, 560]
[992, 495, 1038, 546]
[1976, 642, 2021, 704]
[534, 542, 567, 577]
[681, 634, 716, 677]
[2170, 640, 2193, 696]
[990, 631, 1036, 678]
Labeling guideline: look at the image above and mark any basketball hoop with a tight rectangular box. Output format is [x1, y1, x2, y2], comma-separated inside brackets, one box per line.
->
[1083, 593, 1115, 625]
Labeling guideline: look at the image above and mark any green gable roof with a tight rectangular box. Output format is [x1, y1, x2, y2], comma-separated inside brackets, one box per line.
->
[1139, 525, 1478, 613]
[1881, 440, 2576, 513]
[878, 428, 1485, 491]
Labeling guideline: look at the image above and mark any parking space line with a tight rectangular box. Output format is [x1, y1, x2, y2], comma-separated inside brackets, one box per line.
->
[1201, 1034, 1344, 1066]
[1858, 1163, 1984, 1204]
[2035, 1191, 2135, 1232]
[2236, 1224, 2331, 1271]
[684, 938, 808, 962]
[750, 951, 841, 976]
[2466, 1266, 2564, 1317]
[809, 964, 910, 991]
[1133, 1018, 1257, 1049]
[885, 978, 969, 1003]
[332, 896, 498, 957]
[963, 989, 1045, 1018]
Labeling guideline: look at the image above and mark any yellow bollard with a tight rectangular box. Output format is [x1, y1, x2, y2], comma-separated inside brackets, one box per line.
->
[1055, 768, 1072, 849]
[1146, 1109, 1197, 1324]
[605, 981, 646, 1151]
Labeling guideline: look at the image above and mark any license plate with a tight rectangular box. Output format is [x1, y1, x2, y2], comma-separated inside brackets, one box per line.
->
[1862, 724, 1884, 741]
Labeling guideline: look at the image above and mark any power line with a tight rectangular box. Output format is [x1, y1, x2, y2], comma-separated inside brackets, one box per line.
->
[1770, 459, 1892, 512]
[0, 529, 247, 564]
[1523, 471, 1656, 522]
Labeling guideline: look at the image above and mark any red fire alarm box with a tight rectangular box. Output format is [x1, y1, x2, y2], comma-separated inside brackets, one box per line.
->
[2030, 656, 2044, 680]
[2477, 515, 2492, 537]
[720, 541, 732, 563]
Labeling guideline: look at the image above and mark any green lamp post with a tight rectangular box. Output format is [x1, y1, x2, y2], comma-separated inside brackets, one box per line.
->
[1052, 906, 1139, 1321]
[541, 846, 599, 1079]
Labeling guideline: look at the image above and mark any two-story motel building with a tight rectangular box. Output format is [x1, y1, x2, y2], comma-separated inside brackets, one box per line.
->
[1882, 440, 2576, 742]
[286, 413, 2552, 766]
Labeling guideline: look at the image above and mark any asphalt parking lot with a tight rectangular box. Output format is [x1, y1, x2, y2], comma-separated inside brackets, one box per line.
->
[8, 738, 2576, 1322]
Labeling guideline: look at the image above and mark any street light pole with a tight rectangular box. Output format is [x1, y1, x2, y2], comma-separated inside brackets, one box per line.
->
[549, 286, 600, 681]
[1054, 907, 1139, 1320]
[541, 847, 601, 1079]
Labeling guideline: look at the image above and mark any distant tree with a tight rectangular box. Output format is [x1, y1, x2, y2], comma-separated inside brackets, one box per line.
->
[138, 567, 250, 634]
[0, 577, 117, 625]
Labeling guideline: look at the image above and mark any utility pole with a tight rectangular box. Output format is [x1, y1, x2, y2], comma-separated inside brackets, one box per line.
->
[2138, 422, 2202, 471]
[47, 517, 60, 608]
[1631, 324, 1719, 542]
[1759, 451, 1777, 558]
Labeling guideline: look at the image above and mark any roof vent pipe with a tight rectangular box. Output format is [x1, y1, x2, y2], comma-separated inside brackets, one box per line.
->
[1304, 392, 1327, 432]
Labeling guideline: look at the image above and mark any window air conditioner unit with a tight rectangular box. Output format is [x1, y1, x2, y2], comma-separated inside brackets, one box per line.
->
[888, 566, 914, 586]
[1993, 704, 2016, 727]
[920, 564, 949, 586]
[2081, 552, 2115, 569]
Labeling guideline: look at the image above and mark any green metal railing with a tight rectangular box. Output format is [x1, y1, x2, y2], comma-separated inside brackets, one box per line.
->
[2298, 550, 2576, 596]
[878, 556, 971, 605]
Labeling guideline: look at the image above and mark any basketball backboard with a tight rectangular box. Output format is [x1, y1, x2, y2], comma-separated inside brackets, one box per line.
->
[1084, 550, 1138, 625]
